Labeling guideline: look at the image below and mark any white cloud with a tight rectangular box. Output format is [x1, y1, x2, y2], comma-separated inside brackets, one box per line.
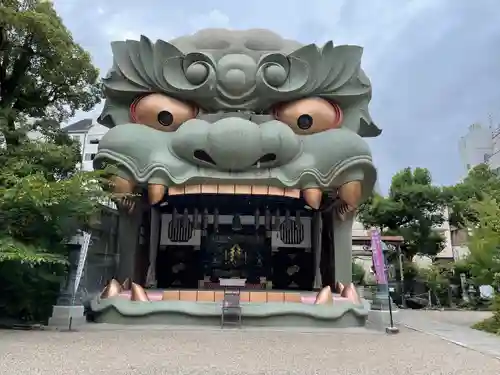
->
[64, 104, 104, 126]
[188, 9, 231, 31]
[102, 12, 174, 43]
[102, 8, 232, 44]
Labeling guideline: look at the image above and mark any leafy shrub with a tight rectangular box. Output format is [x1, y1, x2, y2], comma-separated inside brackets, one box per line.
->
[472, 294, 500, 335]
[0, 261, 65, 322]
[352, 261, 366, 285]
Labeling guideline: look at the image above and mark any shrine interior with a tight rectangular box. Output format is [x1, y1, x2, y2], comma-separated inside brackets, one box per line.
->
[152, 193, 316, 291]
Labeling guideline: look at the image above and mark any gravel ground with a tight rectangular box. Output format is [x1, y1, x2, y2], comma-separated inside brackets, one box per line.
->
[1, 326, 499, 375]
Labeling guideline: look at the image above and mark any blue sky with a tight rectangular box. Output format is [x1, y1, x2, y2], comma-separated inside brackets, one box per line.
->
[53, 0, 500, 192]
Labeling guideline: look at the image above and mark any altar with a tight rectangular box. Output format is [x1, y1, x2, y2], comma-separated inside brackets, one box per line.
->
[200, 230, 271, 289]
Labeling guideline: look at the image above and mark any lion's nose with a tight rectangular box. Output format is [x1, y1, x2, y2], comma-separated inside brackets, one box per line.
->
[170, 118, 301, 171]
[200, 118, 262, 171]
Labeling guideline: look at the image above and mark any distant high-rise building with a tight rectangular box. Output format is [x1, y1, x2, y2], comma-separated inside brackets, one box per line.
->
[488, 127, 500, 174]
[458, 122, 500, 176]
[458, 123, 493, 176]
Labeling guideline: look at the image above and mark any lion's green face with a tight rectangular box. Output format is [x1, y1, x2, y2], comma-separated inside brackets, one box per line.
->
[94, 29, 380, 208]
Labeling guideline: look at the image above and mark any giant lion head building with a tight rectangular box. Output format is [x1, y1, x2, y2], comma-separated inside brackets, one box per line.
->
[88, 29, 381, 327]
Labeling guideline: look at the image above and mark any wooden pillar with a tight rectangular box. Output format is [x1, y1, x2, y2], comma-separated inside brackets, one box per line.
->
[134, 207, 151, 285]
[116, 202, 144, 282]
[312, 211, 322, 289]
[332, 211, 355, 284]
[320, 210, 335, 288]
[146, 206, 161, 286]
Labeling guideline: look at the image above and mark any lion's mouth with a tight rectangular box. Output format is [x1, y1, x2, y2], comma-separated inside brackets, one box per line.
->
[161, 183, 324, 210]
[111, 171, 361, 216]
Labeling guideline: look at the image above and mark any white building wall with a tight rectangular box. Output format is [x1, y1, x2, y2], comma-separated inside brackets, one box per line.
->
[67, 123, 116, 210]
[412, 207, 456, 267]
[66, 123, 109, 171]
[81, 124, 109, 171]
[68, 133, 85, 156]
[351, 219, 367, 238]
[458, 123, 493, 176]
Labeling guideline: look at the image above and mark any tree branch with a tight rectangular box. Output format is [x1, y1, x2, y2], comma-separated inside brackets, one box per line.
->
[1, 33, 34, 109]
[0, 29, 12, 101]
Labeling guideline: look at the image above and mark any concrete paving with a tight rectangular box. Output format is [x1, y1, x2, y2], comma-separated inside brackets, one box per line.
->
[402, 310, 493, 327]
[398, 309, 500, 360]
[1, 323, 499, 374]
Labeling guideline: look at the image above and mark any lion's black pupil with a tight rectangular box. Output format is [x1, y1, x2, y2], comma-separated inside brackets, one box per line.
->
[157, 111, 173, 126]
[297, 114, 313, 129]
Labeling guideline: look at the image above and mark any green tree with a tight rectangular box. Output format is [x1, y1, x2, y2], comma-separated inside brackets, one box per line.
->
[0, 0, 107, 322]
[466, 196, 500, 287]
[444, 164, 500, 228]
[0, 0, 101, 145]
[358, 167, 446, 261]
[0, 122, 110, 321]
[468, 196, 500, 335]
[352, 261, 366, 285]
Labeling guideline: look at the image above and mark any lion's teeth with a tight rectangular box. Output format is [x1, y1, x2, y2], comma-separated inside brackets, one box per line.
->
[166, 184, 301, 198]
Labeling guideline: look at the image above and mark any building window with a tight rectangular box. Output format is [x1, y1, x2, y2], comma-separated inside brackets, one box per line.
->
[71, 135, 80, 141]
[88, 137, 100, 144]
[84, 153, 96, 161]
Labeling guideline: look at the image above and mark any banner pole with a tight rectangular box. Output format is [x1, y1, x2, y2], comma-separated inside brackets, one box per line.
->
[370, 227, 399, 334]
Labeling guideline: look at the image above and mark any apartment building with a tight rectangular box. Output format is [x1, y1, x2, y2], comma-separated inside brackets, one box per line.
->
[63, 118, 116, 211]
[63, 119, 108, 171]
[459, 122, 500, 175]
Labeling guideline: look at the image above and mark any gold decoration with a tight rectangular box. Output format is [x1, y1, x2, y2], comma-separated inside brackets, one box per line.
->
[228, 244, 242, 265]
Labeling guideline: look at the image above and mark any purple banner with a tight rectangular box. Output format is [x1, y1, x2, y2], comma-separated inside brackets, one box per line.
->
[371, 228, 388, 285]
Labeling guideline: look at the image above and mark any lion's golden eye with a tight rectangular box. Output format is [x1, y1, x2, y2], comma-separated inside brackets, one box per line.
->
[130, 93, 198, 131]
[274, 97, 343, 135]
